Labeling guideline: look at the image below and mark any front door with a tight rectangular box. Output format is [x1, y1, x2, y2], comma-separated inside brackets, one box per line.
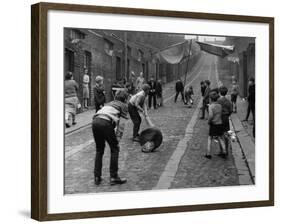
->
[116, 56, 121, 81]
[84, 51, 92, 105]
[127, 59, 130, 81]
[64, 48, 74, 74]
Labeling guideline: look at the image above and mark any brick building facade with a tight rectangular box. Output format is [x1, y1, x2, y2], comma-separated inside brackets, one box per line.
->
[64, 28, 201, 108]
[218, 37, 255, 97]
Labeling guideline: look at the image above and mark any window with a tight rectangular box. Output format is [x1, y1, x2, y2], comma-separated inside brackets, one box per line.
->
[84, 51, 92, 70]
[116, 56, 122, 80]
[138, 49, 144, 61]
[104, 39, 114, 56]
[70, 29, 86, 40]
[127, 46, 132, 57]
[64, 48, 74, 73]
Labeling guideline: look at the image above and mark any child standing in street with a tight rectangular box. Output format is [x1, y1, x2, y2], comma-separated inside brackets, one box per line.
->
[148, 76, 157, 109]
[205, 91, 226, 159]
[155, 79, 163, 107]
[200, 81, 206, 97]
[93, 76, 106, 112]
[174, 79, 185, 103]
[128, 84, 153, 142]
[200, 80, 211, 119]
[184, 86, 194, 107]
[218, 86, 233, 157]
[230, 79, 239, 113]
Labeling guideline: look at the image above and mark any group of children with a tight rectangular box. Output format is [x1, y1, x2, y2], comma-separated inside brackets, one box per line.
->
[92, 75, 163, 186]
[90, 73, 239, 186]
[204, 83, 233, 159]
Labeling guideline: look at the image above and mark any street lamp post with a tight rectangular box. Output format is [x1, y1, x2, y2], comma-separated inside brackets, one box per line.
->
[183, 39, 193, 86]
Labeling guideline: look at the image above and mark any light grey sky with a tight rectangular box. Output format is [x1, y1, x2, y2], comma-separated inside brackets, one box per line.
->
[185, 35, 226, 42]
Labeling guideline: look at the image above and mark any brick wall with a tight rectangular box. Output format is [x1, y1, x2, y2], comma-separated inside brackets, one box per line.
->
[64, 28, 202, 111]
[222, 37, 255, 98]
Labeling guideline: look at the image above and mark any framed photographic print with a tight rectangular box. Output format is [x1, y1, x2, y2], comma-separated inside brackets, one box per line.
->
[31, 2, 274, 221]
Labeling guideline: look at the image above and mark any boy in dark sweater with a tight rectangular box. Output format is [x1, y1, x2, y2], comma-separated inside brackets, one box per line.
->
[93, 76, 106, 112]
[200, 81, 206, 97]
[148, 76, 157, 109]
[175, 79, 185, 103]
[205, 91, 226, 159]
[200, 80, 211, 119]
[218, 86, 233, 157]
[155, 79, 163, 107]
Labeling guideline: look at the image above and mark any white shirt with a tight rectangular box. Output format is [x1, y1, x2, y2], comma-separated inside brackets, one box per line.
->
[129, 90, 146, 107]
[83, 74, 89, 84]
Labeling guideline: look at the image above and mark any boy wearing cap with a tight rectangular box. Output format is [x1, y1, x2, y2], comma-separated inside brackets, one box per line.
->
[92, 89, 129, 186]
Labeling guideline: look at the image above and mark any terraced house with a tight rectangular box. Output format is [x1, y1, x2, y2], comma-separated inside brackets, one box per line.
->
[64, 28, 201, 109]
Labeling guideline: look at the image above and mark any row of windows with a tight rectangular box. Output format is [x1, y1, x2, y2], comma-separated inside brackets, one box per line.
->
[69, 29, 145, 61]
[65, 47, 147, 83]
[70, 29, 86, 40]
[104, 39, 143, 60]
[64, 49, 91, 73]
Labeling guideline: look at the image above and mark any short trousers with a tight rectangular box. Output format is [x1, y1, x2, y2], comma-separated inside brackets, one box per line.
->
[209, 124, 223, 137]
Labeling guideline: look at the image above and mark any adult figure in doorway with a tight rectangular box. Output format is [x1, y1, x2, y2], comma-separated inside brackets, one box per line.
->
[82, 68, 90, 109]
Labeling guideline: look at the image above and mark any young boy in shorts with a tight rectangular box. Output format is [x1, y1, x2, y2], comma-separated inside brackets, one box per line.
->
[218, 86, 233, 157]
[205, 91, 226, 159]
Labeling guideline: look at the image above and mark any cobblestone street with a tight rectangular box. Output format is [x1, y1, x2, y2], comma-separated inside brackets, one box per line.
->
[64, 54, 251, 194]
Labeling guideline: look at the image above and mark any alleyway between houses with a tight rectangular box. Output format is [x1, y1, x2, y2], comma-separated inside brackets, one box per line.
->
[64, 54, 254, 194]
